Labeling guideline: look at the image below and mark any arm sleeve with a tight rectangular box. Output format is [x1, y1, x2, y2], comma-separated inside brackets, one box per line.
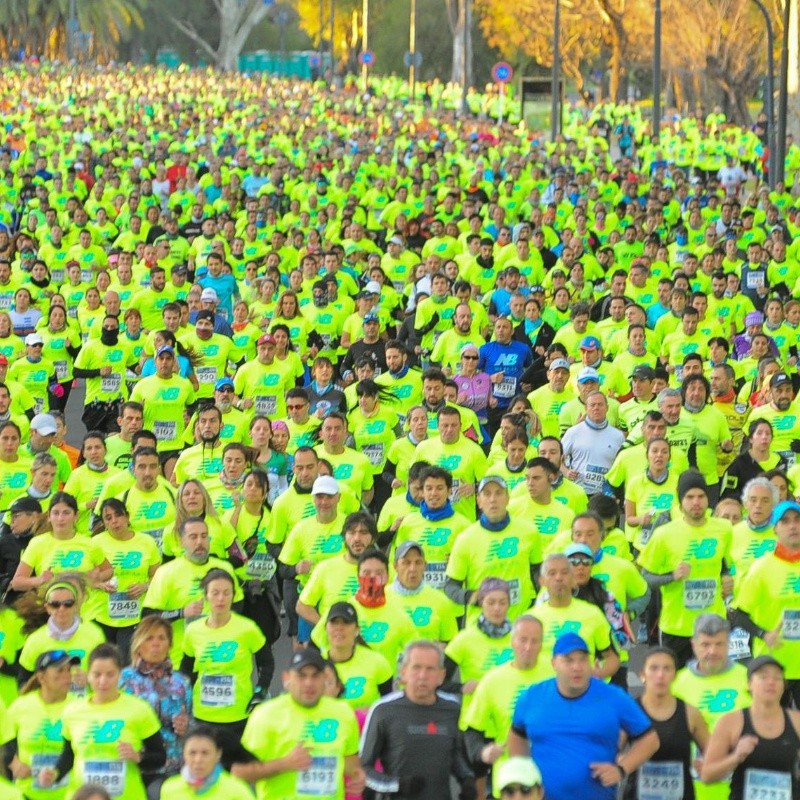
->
[444, 576, 471, 606]
[463, 727, 491, 770]
[361, 707, 401, 795]
[640, 568, 674, 589]
[54, 740, 75, 782]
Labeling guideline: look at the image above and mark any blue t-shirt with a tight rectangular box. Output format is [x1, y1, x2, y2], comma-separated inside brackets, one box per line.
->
[197, 273, 238, 319]
[478, 339, 533, 409]
[512, 677, 652, 800]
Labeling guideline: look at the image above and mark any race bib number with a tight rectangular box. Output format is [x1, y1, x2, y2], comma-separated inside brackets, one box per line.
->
[777, 449, 797, 470]
[255, 395, 277, 415]
[154, 420, 177, 441]
[684, 579, 717, 610]
[493, 377, 517, 399]
[51, 268, 65, 284]
[507, 577, 521, 606]
[80, 268, 94, 284]
[363, 443, 385, 467]
[638, 761, 684, 800]
[424, 562, 447, 589]
[196, 366, 218, 385]
[782, 609, 800, 640]
[297, 756, 337, 796]
[200, 674, 234, 707]
[0, 296, 10, 310]
[746, 272, 765, 289]
[32, 753, 67, 788]
[449, 480, 461, 503]
[108, 592, 140, 621]
[54, 360, 68, 381]
[392, 280, 405, 292]
[101, 373, 122, 394]
[33, 397, 44, 414]
[583, 464, 607, 493]
[728, 626, 751, 660]
[84, 760, 125, 797]
[246, 552, 277, 580]
[743, 769, 791, 800]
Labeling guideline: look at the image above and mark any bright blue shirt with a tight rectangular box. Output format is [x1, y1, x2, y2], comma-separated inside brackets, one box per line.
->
[197, 273, 238, 320]
[478, 339, 533, 409]
[512, 677, 652, 800]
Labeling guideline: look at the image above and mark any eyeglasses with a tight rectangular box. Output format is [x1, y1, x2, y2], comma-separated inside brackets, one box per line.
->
[568, 556, 594, 567]
[462, 355, 479, 360]
[287, 403, 308, 410]
[501, 786, 537, 797]
[46, 598, 76, 609]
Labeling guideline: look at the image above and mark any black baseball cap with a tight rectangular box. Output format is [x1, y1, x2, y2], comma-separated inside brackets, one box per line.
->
[289, 649, 327, 672]
[35, 650, 81, 672]
[631, 365, 656, 381]
[327, 602, 358, 624]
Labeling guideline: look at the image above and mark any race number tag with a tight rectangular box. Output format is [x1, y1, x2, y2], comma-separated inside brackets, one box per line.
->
[743, 769, 791, 800]
[728, 626, 751, 660]
[255, 395, 277, 415]
[101, 374, 122, 394]
[54, 360, 68, 381]
[507, 577, 521, 606]
[638, 761, 684, 800]
[363, 443, 384, 467]
[246, 552, 277, 580]
[80, 268, 94, 284]
[84, 760, 125, 797]
[200, 674, 234, 707]
[493, 377, 517, 398]
[153, 420, 177, 441]
[449, 480, 461, 504]
[782, 609, 800, 641]
[746, 272, 765, 289]
[108, 592, 140, 621]
[683, 579, 716, 610]
[32, 753, 67, 788]
[297, 756, 337, 796]
[196, 366, 218, 385]
[424, 562, 447, 589]
[583, 464, 606, 494]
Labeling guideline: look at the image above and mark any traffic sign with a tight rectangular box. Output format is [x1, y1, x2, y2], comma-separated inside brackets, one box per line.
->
[359, 50, 375, 66]
[309, 54, 321, 68]
[403, 51, 423, 69]
[492, 61, 513, 84]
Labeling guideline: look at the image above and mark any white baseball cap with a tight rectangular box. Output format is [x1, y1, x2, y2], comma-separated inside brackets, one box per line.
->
[312, 476, 340, 496]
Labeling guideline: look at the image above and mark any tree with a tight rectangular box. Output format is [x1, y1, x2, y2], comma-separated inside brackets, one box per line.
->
[170, 0, 274, 70]
[443, 0, 473, 87]
[0, 0, 147, 60]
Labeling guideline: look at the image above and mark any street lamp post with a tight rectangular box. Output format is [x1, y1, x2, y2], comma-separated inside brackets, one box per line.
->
[551, 0, 561, 140]
[409, 0, 417, 101]
[776, 0, 792, 184]
[653, 0, 661, 138]
[751, 0, 776, 189]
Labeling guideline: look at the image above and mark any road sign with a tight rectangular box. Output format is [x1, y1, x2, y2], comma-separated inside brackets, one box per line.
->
[359, 50, 375, 66]
[309, 54, 321, 67]
[403, 51, 423, 69]
[492, 61, 513, 84]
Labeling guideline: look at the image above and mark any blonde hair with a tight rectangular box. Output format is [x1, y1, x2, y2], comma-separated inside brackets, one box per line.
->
[129, 615, 173, 662]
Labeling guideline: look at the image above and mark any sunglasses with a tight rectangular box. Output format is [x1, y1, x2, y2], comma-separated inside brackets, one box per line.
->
[501, 787, 537, 797]
[287, 403, 308, 410]
[216, 387, 234, 393]
[46, 598, 76, 609]
[462, 354, 479, 360]
[568, 556, 594, 567]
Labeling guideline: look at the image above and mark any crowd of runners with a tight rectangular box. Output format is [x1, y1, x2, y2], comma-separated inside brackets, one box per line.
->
[0, 62, 798, 800]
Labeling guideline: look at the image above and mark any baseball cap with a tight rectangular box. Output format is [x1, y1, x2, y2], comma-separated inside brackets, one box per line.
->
[771, 373, 792, 389]
[388, 235, 404, 246]
[156, 345, 175, 357]
[747, 655, 784, 678]
[364, 280, 382, 295]
[495, 757, 544, 792]
[363, 312, 379, 324]
[478, 475, 508, 492]
[327, 602, 358, 624]
[288, 649, 327, 672]
[549, 358, 570, 372]
[24, 333, 44, 346]
[257, 334, 276, 346]
[579, 335, 601, 351]
[564, 543, 594, 559]
[35, 649, 81, 672]
[395, 541, 424, 561]
[631, 365, 656, 381]
[30, 413, 57, 436]
[577, 367, 600, 384]
[771, 499, 800, 526]
[312, 476, 339, 496]
[553, 632, 590, 657]
[10, 496, 42, 515]
[200, 288, 218, 302]
[172, 263, 188, 274]
[214, 377, 234, 391]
